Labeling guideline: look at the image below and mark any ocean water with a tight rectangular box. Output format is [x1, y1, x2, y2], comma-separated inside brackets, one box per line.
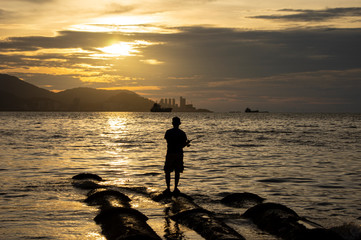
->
[0, 112, 360, 239]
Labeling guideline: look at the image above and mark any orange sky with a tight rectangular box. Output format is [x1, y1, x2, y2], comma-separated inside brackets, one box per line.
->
[1, 0, 361, 112]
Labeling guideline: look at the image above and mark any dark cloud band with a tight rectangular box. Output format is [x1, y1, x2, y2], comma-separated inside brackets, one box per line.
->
[250, 7, 361, 22]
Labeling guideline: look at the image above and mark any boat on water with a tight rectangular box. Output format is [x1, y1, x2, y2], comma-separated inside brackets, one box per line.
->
[245, 107, 259, 113]
[245, 107, 268, 113]
[150, 103, 172, 112]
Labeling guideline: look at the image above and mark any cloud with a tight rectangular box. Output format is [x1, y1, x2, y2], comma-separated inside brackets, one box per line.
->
[140, 59, 164, 65]
[0, 8, 13, 19]
[2, 26, 361, 78]
[103, 3, 135, 15]
[10, 0, 55, 3]
[1, 25, 361, 111]
[250, 7, 361, 22]
[98, 86, 162, 91]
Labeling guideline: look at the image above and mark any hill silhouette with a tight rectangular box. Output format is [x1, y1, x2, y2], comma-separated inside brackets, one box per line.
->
[0, 74, 54, 99]
[0, 74, 154, 111]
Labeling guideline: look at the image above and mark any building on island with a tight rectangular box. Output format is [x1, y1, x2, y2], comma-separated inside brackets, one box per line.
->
[156, 96, 211, 112]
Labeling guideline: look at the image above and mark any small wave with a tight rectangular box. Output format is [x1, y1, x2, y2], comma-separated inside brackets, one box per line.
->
[317, 185, 345, 189]
[51, 134, 66, 138]
[3, 194, 30, 198]
[113, 139, 136, 144]
[231, 144, 264, 148]
[280, 138, 325, 147]
[302, 130, 322, 134]
[256, 136, 269, 140]
[258, 177, 314, 183]
[24, 236, 52, 239]
[258, 178, 289, 183]
[222, 129, 294, 135]
[139, 172, 162, 176]
[295, 124, 319, 128]
[316, 202, 333, 206]
[265, 129, 293, 134]
[0, 130, 14, 136]
[121, 144, 139, 149]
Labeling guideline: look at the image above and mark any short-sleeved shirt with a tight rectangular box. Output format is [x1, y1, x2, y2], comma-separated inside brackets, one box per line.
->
[164, 128, 188, 154]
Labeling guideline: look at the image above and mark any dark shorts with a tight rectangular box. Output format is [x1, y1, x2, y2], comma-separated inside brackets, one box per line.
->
[164, 153, 184, 173]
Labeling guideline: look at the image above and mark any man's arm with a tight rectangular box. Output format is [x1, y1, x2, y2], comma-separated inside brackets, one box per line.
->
[183, 132, 191, 148]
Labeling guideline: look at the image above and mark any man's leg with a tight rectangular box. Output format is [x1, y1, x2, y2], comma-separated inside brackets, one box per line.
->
[165, 172, 171, 191]
[174, 171, 180, 191]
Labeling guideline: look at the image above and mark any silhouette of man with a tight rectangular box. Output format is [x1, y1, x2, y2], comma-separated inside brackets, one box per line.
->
[164, 117, 190, 195]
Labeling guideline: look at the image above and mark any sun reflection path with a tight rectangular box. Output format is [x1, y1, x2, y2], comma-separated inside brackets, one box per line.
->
[102, 115, 136, 183]
[107, 116, 128, 132]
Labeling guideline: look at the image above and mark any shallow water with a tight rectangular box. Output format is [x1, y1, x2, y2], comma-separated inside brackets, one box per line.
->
[0, 112, 360, 239]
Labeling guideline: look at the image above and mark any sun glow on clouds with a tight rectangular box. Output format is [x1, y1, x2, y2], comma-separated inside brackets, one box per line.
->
[2, 48, 92, 57]
[99, 86, 162, 91]
[98, 42, 136, 56]
[141, 59, 164, 65]
[69, 24, 179, 34]
[79, 74, 145, 83]
[94, 15, 159, 28]
[0, 66, 100, 76]
[95, 40, 161, 58]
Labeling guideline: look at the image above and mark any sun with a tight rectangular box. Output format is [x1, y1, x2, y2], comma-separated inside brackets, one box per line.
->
[98, 42, 137, 57]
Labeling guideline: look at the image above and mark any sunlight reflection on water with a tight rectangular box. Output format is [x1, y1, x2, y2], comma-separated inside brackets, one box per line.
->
[0, 112, 360, 239]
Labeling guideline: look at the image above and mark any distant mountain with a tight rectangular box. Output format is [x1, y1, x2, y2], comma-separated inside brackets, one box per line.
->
[0, 74, 154, 111]
[54, 87, 129, 105]
[0, 74, 54, 99]
[53, 87, 154, 111]
[0, 90, 25, 110]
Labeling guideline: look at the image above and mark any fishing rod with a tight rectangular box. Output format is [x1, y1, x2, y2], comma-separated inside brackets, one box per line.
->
[189, 135, 204, 142]
[186, 135, 204, 147]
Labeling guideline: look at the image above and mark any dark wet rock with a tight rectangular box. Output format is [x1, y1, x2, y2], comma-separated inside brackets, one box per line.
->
[72, 173, 102, 181]
[170, 195, 245, 240]
[151, 191, 172, 203]
[86, 188, 109, 197]
[125, 186, 148, 194]
[72, 180, 102, 189]
[173, 191, 193, 200]
[72, 174, 161, 240]
[295, 228, 344, 240]
[85, 189, 131, 206]
[221, 192, 265, 208]
[150, 190, 193, 203]
[330, 223, 361, 240]
[171, 208, 213, 221]
[95, 207, 161, 240]
[243, 202, 303, 239]
[243, 202, 344, 240]
[170, 193, 200, 214]
[243, 202, 299, 220]
[95, 207, 149, 223]
[171, 209, 245, 239]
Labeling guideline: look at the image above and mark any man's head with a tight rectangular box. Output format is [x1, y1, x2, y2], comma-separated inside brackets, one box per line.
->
[172, 117, 181, 127]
